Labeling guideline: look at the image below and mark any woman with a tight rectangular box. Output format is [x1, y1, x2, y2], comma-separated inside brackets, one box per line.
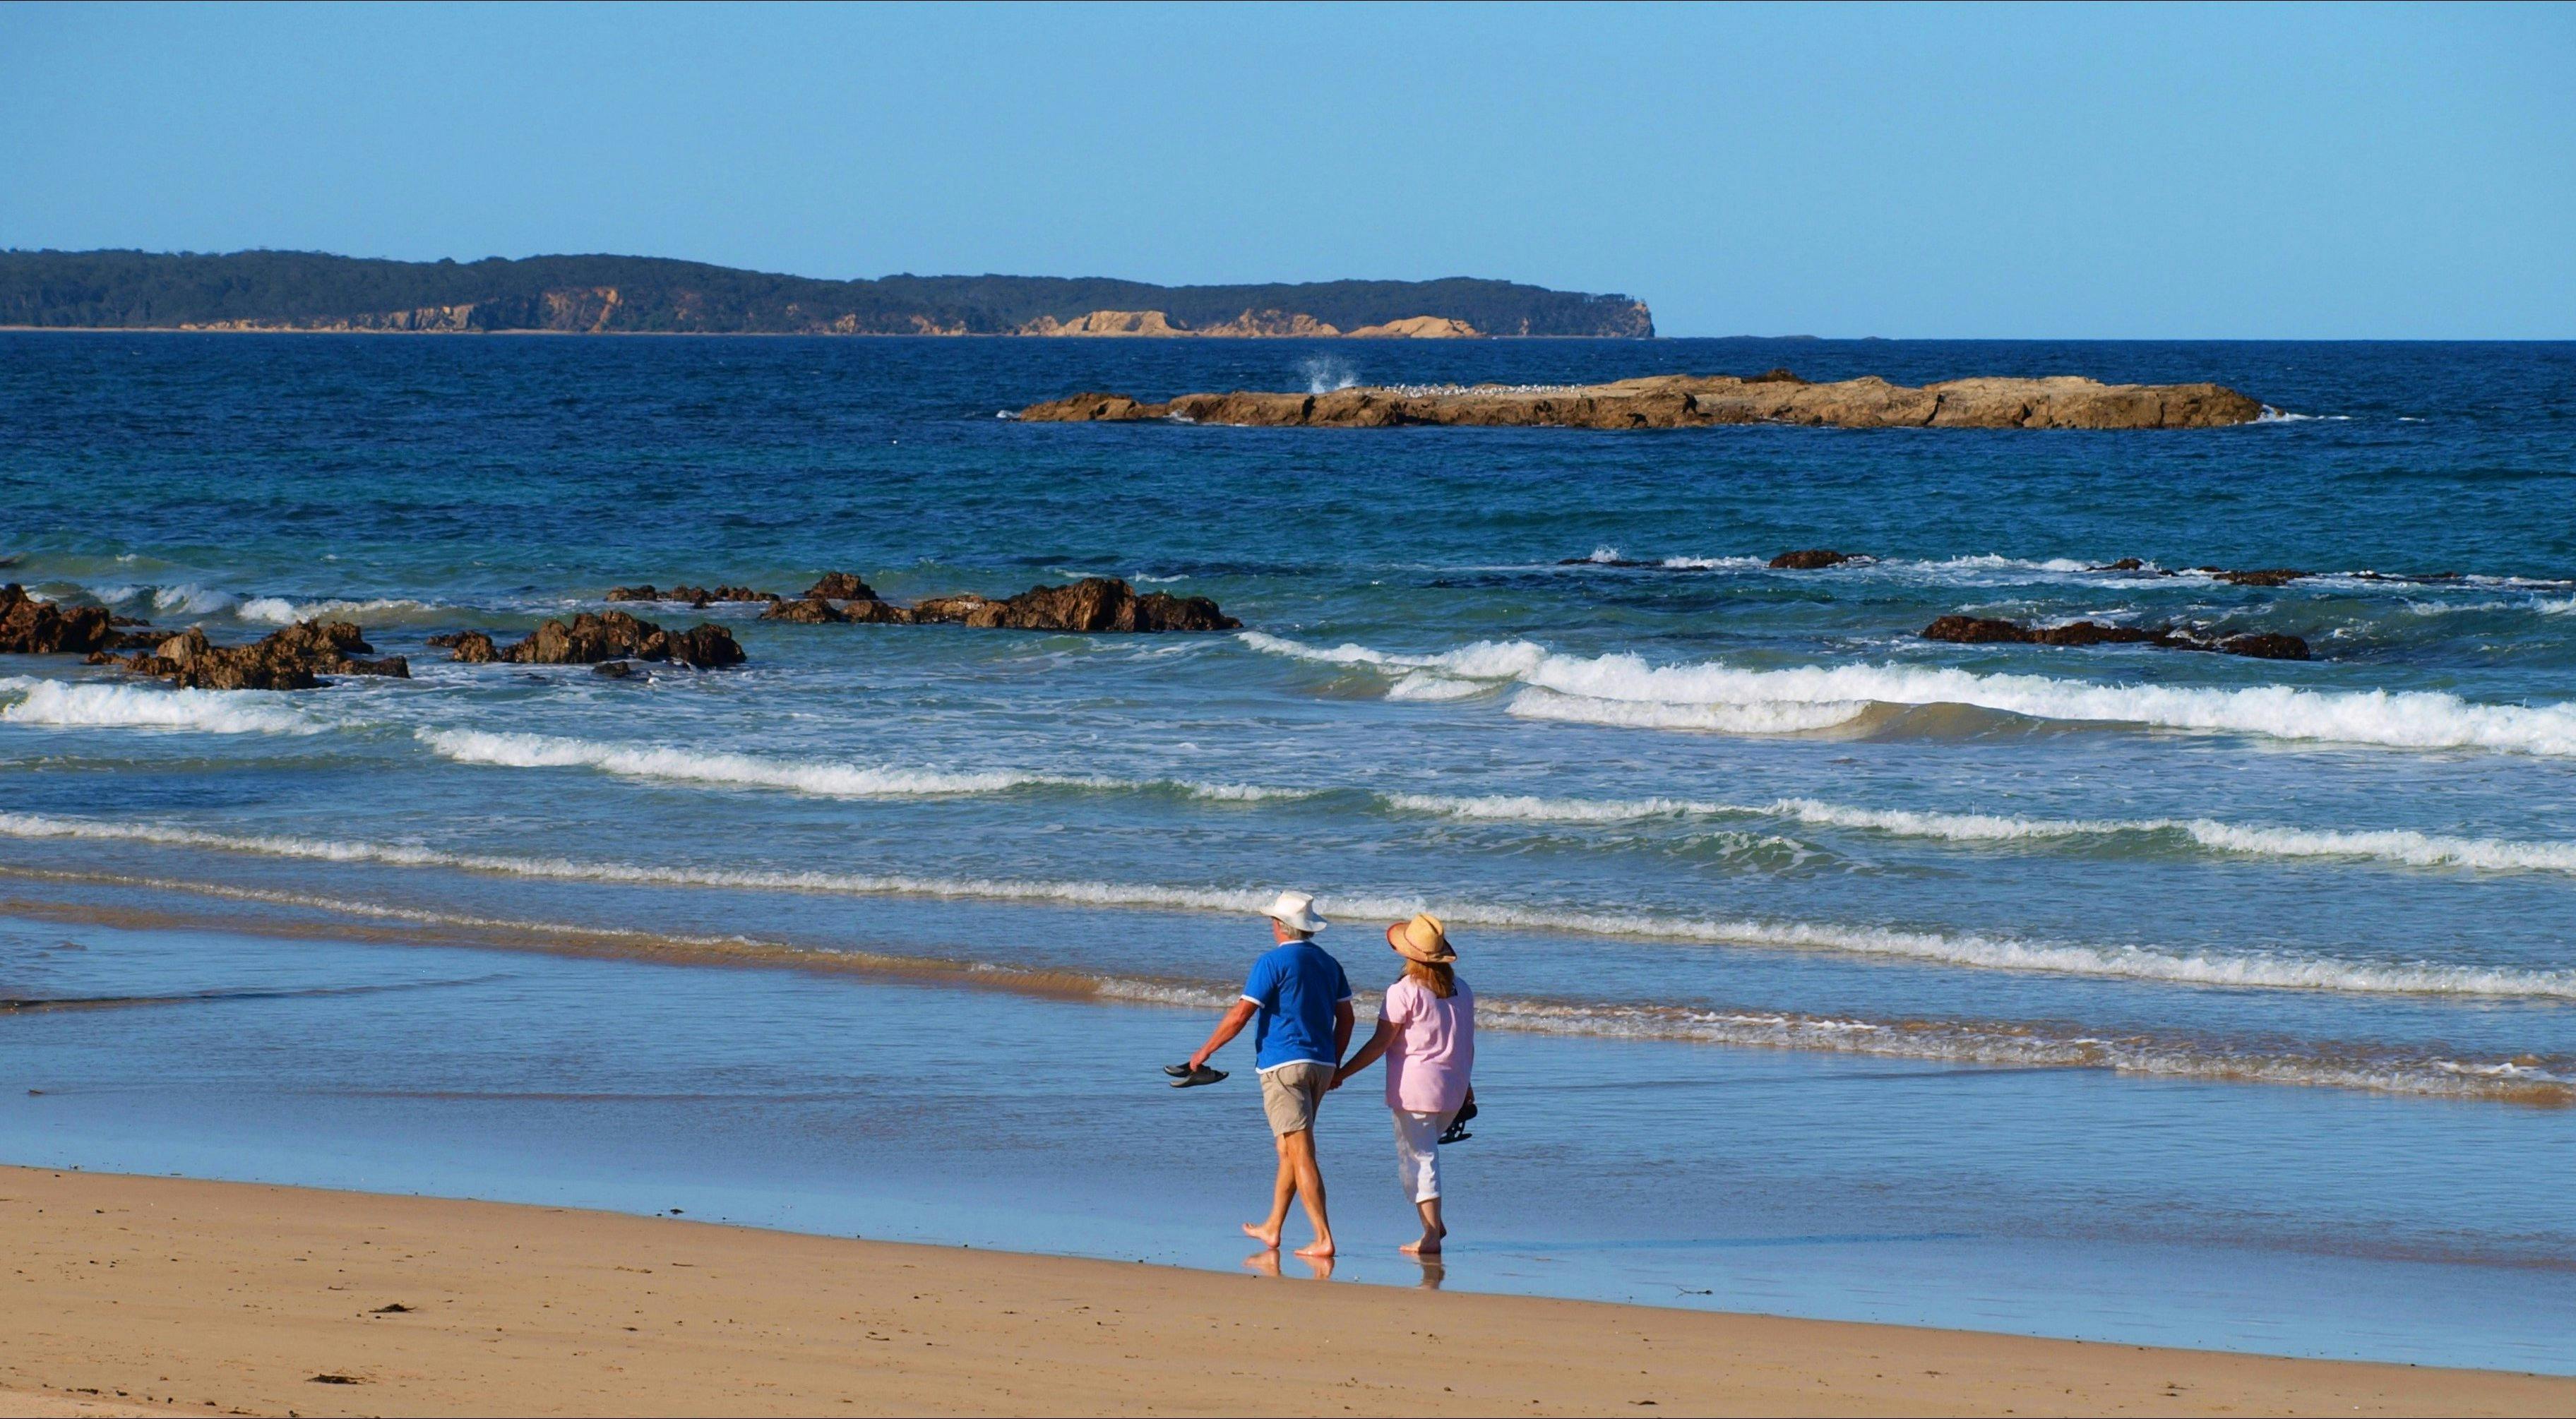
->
[1332, 911, 1475, 1256]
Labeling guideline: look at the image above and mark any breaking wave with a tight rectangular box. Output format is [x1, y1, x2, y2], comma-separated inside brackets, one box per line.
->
[416, 728, 1306, 803]
[4, 856, 2563, 1105]
[1383, 791, 2576, 875]
[237, 595, 448, 625]
[0, 681, 318, 736]
[1, 809, 2570, 1000]
[1239, 633, 2576, 756]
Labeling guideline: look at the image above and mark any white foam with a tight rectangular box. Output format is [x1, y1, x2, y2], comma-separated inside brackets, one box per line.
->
[416, 728, 1303, 803]
[1506, 687, 1871, 734]
[2541, 597, 2576, 616]
[148, 584, 239, 616]
[0, 681, 317, 735]
[3, 808, 2569, 1000]
[13, 858, 2554, 1104]
[1240, 632, 2576, 758]
[1383, 789, 2576, 875]
[1299, 355, 1359, 394]
[237, 595, 445, 625]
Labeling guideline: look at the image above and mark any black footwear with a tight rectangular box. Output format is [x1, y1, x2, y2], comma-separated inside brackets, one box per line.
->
[1438, 1096, 1479, 1144]
[1167, 1063, 1228, 1089]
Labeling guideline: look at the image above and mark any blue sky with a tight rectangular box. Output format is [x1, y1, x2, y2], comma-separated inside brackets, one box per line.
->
[4, 1, 2569, 337]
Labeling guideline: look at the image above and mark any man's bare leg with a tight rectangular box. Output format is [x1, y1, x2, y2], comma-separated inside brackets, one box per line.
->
[1242, 1132, 1294, 1249]
[1400, 1195, 1446, 1255]
[1284, 1128, 1335, 1258]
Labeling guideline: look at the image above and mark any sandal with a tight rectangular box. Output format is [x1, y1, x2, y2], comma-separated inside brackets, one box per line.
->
[1166, 1062, 1229, 1089]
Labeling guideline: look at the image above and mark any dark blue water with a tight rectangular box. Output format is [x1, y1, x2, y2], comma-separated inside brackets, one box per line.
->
[3, 334, 2573, 1367]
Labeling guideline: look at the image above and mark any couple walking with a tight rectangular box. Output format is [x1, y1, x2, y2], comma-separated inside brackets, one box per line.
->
[1180, 890, 1476, 1259]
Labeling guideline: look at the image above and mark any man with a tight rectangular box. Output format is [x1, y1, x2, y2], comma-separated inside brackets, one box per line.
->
[1182, 889, 1353, 1259]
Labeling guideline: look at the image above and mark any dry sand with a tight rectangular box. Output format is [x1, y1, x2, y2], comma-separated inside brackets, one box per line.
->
[1, 1166, 2564, 1417]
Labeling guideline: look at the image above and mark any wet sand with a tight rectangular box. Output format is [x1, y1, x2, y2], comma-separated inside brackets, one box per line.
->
[3, 1166, 2568, 1417]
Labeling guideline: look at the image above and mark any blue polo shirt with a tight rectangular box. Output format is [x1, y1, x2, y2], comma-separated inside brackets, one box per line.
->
[1242, 939, 1353, 1072]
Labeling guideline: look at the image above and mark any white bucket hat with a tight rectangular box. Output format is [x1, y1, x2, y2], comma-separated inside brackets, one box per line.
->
[1264, 889, 1328, 934]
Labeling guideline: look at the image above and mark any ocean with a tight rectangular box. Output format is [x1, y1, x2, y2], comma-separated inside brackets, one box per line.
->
[3, 333, 2572, 1370]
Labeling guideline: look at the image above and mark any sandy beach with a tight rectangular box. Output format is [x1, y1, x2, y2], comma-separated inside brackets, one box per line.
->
[1, 1167, 2565, 1418]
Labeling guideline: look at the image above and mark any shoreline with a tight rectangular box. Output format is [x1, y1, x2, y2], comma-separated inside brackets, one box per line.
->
[5, 1166, 2571, 1417]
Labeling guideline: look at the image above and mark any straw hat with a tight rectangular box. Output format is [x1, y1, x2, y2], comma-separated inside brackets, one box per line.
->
[1264, 889, 1328, 934]
[1385, 912, 1456, 963]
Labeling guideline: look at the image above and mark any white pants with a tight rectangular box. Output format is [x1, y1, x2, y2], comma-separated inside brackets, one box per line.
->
[1393, 1109, 1453, 1203]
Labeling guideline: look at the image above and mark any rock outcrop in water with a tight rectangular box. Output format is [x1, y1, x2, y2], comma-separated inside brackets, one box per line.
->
[803, 572, 878, 601]
[1922, 615, 2310, 661]
[451, 611, 744, 668]
[114, 620, 411, 690]
[606, 584, 781, 607]
[0, 585, 143, 655]
[1019, 372, 2266, 431]
[1769, 549, 1859, 570]
[763, 577, 1238, 633]
[429, 630, 499, 663]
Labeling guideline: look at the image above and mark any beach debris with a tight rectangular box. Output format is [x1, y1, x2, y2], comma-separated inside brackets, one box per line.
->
[1921, 615, 2311, 661]
[1768, 549, 1858, 570]
[107, 620, 410, 690]
[307, 1373, 365, 1384]
[1018, 371, 2269, 430]
[369, 1303, 412, 1314]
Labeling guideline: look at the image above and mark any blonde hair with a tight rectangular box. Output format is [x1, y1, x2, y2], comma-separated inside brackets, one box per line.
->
[1405, 958, 1457, 999]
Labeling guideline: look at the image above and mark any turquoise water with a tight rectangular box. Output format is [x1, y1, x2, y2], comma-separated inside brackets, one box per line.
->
[2, 333, 2572, 1367]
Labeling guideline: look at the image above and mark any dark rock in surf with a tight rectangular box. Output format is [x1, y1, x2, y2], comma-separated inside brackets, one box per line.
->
[909, 577, 1239, 633]
[429, 630, 499, 664]
[498, 611, 744, 668]
[606, 583, 780, 608]
[1769, 549, 1856, 570]
[1921, 614, 2309, 661]
[803, 572, 878, 601]
[592, 659, 637, 678]
[0, 584, 144, 656]
[119, 619, 410, 690]
[1921, 615, 2157, 647]
[2211, 632, 2312, 661]
[760, 594, 915, 625]
[2203, 567, 2309, 587]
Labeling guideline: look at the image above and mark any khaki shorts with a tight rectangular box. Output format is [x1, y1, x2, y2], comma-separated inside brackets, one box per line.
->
[1260, 1061, 1333, 1135]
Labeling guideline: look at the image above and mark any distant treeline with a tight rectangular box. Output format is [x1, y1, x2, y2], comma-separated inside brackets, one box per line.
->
[0, 250, 1655, 337]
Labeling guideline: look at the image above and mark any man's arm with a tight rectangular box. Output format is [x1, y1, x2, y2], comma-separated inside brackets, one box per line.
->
[1188, 998, 1259, 1070]
[1332, 1014, 1395, 1089]
[1333, 999, 1356, 1062]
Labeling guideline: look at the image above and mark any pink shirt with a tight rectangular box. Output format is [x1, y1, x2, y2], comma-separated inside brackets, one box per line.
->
[1380, 976, 1474, 1115]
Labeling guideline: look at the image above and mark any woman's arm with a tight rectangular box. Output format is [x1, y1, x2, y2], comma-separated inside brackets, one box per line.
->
[1331, 1017, 1397, 1089]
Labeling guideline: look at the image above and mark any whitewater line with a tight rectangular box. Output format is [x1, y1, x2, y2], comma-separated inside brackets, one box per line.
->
[1, 810, 2570, 1000]
[1239, 632, 2576, 758]
[3, 859, 2557, 1105]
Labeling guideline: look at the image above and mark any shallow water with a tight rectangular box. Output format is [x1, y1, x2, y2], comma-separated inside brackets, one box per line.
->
[2, 333, 2573, 1366]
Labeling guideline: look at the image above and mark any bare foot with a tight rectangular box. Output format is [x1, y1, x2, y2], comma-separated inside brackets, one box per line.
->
[1241, 1250, 1282, 1277]
[1294, 1238, 1336, 1259]
[1241, 1222, 1281, 1250]
[1400, 1235, 1443, 1255]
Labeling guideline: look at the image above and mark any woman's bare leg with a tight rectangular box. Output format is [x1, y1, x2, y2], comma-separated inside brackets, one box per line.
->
[1400, 1196, 1445, 1255]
